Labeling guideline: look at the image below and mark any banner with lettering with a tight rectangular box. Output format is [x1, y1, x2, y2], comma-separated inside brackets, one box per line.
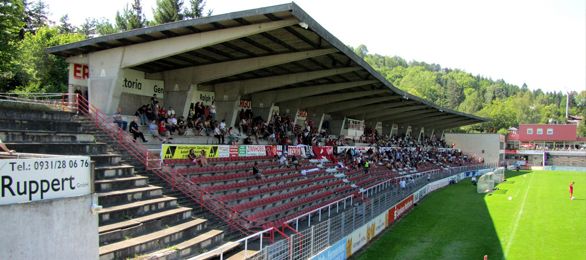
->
[118, 69, 164, 97]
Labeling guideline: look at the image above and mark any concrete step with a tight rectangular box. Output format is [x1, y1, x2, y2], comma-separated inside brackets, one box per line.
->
[98, 218, 208, 260]
[97, 185, 164, 207]
[4, 142, 108, 155]
[227, 250, 259, 260]
[95, 175, 149, 192]
[90, 154, 122, 166]
[99, 207, 194, 245]
[0, 106, 77, 122]
[143, 229, 225, 260]
[95, 164, 135, 179]
[0, 130, 95, 143]
[189, 241, 240, 260]
[0, 118, 83, 132]
[98, 196, 177, 225]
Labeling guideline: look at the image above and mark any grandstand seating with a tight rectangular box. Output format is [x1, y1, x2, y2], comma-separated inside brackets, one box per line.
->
[0, 103, 236, 260]
[0, 99, 481, 260]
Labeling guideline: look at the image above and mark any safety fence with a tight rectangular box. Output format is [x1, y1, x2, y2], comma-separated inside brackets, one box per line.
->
[246, 164, 490, 260]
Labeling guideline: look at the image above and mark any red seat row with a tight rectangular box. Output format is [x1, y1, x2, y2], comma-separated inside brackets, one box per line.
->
[231, 184, 328, 212]
[203, 173, 302, 193]
[247, 189, 336, 222]
[216, 175, 332, 202]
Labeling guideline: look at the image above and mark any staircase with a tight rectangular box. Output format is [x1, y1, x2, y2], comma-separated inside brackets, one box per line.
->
[0, 99, 239, 259]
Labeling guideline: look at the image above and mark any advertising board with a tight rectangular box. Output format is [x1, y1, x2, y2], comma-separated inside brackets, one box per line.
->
[310, 237, 346, 260]
[0, 157, 91, 205]
[118, 69, 164, 97]
[162, 144, 219, 159]
[345, 224, 367, 257]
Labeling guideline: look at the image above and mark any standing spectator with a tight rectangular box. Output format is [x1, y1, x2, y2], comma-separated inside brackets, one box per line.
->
[129, 117, 147, 143]
[113, 107, 128, 131]
[177, 116, 186, 136]
[214, 124, 224, 144]
[210, 101, 216, 120]
[151, 94, 159, 108]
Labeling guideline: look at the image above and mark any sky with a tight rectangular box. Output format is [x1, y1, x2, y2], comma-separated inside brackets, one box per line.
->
[45, 0, 585, 92]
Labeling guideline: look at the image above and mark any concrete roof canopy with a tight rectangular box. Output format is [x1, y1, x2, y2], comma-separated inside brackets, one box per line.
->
[48, 2, 487, 129]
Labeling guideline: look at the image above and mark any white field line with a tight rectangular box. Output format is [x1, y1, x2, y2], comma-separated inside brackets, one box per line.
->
[504, 172, 533, 256]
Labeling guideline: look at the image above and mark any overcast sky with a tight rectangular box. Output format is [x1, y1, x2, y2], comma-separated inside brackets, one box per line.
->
[46, 0, 585, 92]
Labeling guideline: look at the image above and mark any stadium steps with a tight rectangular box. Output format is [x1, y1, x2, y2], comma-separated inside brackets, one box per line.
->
[99, 206, 194, 245]
[94, 175, 149, 192]
[187, 241, 241, 260]
[97, 185, 164, 207]
[140, 229, 225, 260]
[76, 118, 240, 258]
[0, 104, 232, 259]
[98, 218, 213, 260]
[226, 249, 259, 260]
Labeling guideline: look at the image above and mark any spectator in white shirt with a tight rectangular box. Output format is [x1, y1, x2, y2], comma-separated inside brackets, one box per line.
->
[167, 106, 175, 117]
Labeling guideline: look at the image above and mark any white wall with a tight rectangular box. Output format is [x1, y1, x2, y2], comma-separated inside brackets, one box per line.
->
[0, 194, 99, 260]
[445, 133, 504, 165]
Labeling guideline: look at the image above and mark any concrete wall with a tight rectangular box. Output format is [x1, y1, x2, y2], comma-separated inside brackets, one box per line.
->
[0, 194, 99, 260]
[445, 133, 504, 165]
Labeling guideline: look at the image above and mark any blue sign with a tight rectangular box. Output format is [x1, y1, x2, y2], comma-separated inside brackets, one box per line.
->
[311, 237, 347, 260]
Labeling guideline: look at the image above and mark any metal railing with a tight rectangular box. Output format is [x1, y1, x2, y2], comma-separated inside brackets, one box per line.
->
[0, 93, 255, 234]
[245, 164, 492, 260]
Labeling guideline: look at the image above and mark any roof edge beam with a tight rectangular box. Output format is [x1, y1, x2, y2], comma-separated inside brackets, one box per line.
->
[120, 18, 298, 68]
[254, 80, 377, 103]
[150, 48, 338, 83]
[318, 96, 403, 114]
[215, 67, 361, 95]
[343, 101, 416, 116]
[282, 90, 387, 109]
[364, 105, 428, 119]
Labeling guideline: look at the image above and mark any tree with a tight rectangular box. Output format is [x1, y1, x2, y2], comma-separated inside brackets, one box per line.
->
[184, 0, 210, 19]
[116, 0, 147, 31]
[153, 0, 183, 25]
[13, 27, 85, 93]
[79, 18, 117, 37]
[57, 15, 74, 33]
[353, 44, 368, 58]
[22, 0, 50, 35]
[0, 0, 25, 90]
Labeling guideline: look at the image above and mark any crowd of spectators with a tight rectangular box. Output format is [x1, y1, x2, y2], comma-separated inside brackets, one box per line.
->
[335, 134, 476, 175]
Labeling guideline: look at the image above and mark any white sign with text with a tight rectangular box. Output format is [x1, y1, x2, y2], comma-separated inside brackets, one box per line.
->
[0, 157, 92, 205]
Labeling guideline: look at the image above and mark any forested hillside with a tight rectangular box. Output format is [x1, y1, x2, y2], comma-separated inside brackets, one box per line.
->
[353, 45, 586, 135]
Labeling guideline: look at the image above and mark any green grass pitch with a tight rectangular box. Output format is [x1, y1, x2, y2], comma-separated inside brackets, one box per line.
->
[357, 170, 586, 260]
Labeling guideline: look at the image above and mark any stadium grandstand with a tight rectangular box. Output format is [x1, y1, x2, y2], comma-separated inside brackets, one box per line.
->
[0, 3, 497, 260]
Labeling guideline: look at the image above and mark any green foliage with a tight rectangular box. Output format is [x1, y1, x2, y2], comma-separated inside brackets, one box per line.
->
[23, 0, 50, 35]
[184, 0, 211, 19]
[356, 44, 585, 133]
[0, 0, 25, 87]
[12, 27, 85, 93]
[153, 0, 183, 25]
[79, 18, 117, 37]
[116, 0, 147, 31]
[57, 15, 74, 33]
